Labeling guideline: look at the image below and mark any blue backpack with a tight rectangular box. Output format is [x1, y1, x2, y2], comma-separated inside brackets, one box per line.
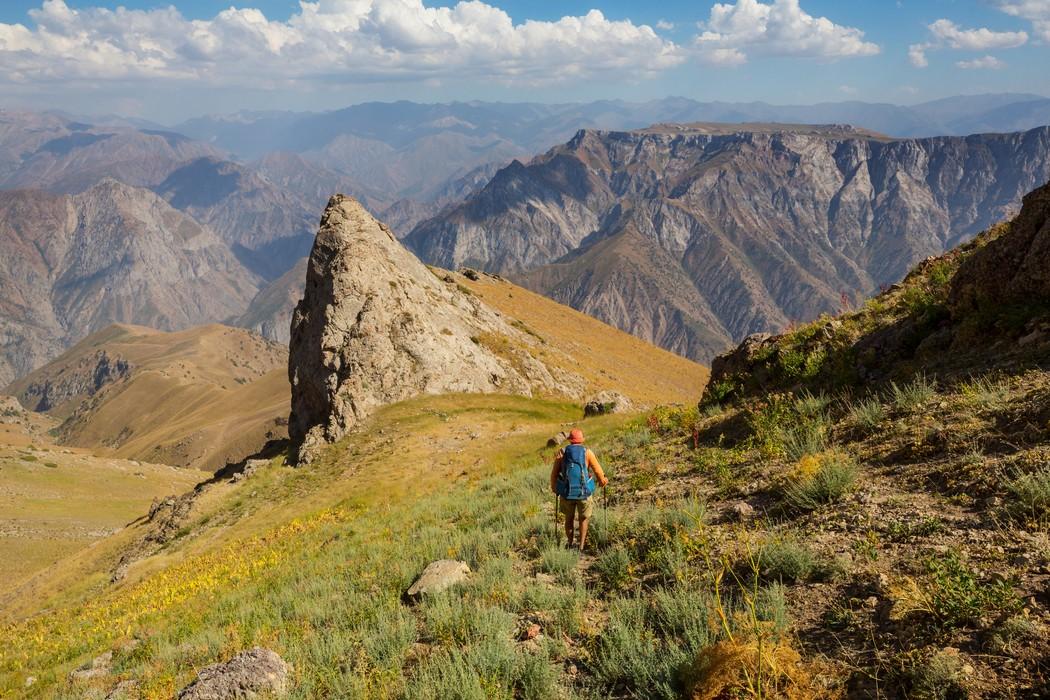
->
[557, 444, 596, 500]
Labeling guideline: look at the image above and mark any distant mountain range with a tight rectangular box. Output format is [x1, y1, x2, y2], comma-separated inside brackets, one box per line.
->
[405, 123, 1050, 362]
[1, 95, 1049, 384]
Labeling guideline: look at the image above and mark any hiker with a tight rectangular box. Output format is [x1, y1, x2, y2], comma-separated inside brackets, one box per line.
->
[550, 428, 608, 551]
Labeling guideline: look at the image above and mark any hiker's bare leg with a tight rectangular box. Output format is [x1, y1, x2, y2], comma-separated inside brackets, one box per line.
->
[578, 515, 589, 551]
[564, 516, 575, 546]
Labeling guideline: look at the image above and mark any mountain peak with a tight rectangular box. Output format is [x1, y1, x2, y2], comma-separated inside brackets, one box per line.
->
[287, 195, 582, 463]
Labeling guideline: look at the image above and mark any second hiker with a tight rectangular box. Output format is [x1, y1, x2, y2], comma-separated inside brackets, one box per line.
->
[551, 428, 608, 551]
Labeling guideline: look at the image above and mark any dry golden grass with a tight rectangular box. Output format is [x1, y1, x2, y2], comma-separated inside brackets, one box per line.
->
[456, 271, 709, 406]
[7, 324, 288, 471]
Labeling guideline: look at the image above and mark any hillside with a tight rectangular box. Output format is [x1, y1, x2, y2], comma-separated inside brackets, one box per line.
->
[406, 124, 1050, 362]
[1, 184, 1049, 699]
[0, 181, 260, 386]
[5, 324, 288, 471]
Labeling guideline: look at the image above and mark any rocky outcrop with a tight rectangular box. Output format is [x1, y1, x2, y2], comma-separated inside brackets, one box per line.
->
[288, 195, 581, 463]
[407, 124, 1050, 362]
[19, 350, 130, 412]
[177, 648, 289, 700]
[950, 180, 1050, 314]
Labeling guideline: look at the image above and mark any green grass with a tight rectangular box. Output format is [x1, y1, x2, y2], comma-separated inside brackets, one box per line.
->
[847, 396, 885, 432]
[889, 374, 938, 412]
[1004, 468, 1050, 523]
[756, 539, 826, 584]
[538, 545, 579, 585]
[958, 374, 1011, 409]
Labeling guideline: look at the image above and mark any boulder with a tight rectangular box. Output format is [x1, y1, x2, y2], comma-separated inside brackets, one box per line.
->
[69, 651, 113, 682]
[405, 559, 470, 600]
[705, 334, 773, 393]
[583, 390, 633, 417]
[176, 648, 289, 700]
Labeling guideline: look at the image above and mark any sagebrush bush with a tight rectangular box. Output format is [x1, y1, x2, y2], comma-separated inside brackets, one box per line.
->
[907, 650, 965, 700]
[782, 452, 858, 511]
[538, 545, 579, 585]
[1004, 468, 1050, 522]
[594, 546, 633, 592]
[620, 426, 653, 449]
[757, 539, 819, 583]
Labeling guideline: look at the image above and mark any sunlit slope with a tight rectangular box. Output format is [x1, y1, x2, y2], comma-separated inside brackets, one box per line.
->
[0, 443, 207, 597]
[454, 269, 709, 405]
[0, 394, 627, 698]
[6, 324, 289, 471]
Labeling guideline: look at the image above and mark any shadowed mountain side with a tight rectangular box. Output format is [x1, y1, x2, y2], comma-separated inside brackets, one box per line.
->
[5, 324, 288, 471]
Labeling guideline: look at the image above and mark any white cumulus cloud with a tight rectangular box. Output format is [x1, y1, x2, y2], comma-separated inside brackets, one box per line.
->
[694, 0, 880, 65]
[909, 18, 1028, 67]
[0, 0, 685, 88]
[996, 1, 1050, 42]
[956, 55, 1007, 69]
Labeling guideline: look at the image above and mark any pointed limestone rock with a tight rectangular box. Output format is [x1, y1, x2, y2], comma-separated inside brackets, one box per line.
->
[288, 195, 576, 463]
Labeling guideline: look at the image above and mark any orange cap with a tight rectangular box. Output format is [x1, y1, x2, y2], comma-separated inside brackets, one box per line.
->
[569, 428, 584, 444]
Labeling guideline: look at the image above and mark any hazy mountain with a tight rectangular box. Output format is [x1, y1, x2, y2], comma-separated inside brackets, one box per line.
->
[0, 180, 260, 385]
[0, 110, 221, 194]
[154, 157, 317, 279]
[406, 123, 1050, 362]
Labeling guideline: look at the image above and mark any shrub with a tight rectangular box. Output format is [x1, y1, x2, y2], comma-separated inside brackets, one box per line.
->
[781, 413, 831, 461]
[594, 546, 633, 592]
[422, 593, 515, 645]
[620, 427, 653, 449]
[922, 552, 1020, 628]
[782, 452, 858, 511]
[987, 615, 1039, 653]
[591, 589, 716, 700]
[907, 650, 966, 700]
[794, 390, 831, 418]
[847, 397, 885, 431]
[889, 374, 937, 411]
[538, 545, 579, 585]
[757, 539, 819, 583]
[1004, 468, 1050, 522]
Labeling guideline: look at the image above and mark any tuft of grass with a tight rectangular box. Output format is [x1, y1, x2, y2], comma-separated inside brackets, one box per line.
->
[1004, 468, 1050, 523]
[794, 390, 831, 418]
[958, 374, 1011, 410]
[782, 452, 858, 512]
[987, 616, 1039, 653]
[781, 413, 831, 461]
[620, 427, 653, 449]
[889, 374, 938, 412]
[847, 396, 885, 432]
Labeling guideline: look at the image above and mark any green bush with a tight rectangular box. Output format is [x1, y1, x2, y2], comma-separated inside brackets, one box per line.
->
[794, 390, 831, 418]
[782, 452, 858, 511]
[958, 374, 1011, 409]
[591, 588, 716, 700]
[889, 374, 937, 411]
[422, 593, 514, 645]
[781, 413, 831, 461]
[620, 427, 653, 449]
[907, 650, 966, 700]
[923, 552, 1019, 628]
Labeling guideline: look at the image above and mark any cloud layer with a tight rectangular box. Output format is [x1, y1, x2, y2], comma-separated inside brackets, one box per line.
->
[0, 0, 684, 86]
[909, 18, 1028, 67]
[0, 0, 884, 90]
[695, 0, 880, 65]
[997, 1, 1050, 42]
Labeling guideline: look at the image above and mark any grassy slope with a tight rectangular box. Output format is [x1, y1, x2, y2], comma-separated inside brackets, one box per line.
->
[457, 269, 709, 406]
[0, 442, 207, 597]
[5, 324, 289, 471]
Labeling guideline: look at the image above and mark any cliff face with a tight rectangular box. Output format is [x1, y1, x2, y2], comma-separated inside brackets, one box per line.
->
[287, 196, 582, 463]
[406, 124, 1050, 361]
[0, 181, 259, 386]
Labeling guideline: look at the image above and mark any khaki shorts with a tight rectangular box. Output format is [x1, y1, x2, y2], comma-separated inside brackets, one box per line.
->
[559, 496, 594, 521]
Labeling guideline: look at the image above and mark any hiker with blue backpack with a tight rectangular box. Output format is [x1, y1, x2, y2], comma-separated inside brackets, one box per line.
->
[550, 428, 608, 551]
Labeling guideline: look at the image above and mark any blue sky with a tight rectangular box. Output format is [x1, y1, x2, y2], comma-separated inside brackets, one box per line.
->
[0, 0, 1046, 121]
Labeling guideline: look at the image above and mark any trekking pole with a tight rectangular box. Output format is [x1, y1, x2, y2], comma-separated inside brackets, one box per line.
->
[554, 494, 560, 545]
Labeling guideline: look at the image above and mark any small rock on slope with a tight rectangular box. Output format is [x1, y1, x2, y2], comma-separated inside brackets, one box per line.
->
[405, 559, 470, 600]
[176, 647, 289, 700]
